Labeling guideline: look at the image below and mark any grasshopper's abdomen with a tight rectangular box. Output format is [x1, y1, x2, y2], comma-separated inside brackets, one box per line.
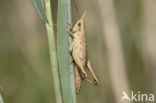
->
[75, 65, 81, 93]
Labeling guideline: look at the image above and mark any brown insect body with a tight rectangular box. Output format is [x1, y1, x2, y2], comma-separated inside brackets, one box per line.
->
[67, 11, 98, 93]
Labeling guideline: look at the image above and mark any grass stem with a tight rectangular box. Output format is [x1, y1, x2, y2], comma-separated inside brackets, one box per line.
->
[44, 0, 62, 103]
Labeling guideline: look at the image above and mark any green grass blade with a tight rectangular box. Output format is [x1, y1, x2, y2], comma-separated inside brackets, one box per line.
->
[31, 0, 48, 24]
[31, 0, 63, 102]
[57, 0, 76, 102]
[0, 93, 4, 103]
[44, 0, 62, 103]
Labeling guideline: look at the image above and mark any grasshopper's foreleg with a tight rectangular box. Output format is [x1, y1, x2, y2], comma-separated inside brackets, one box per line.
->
[87, 60, 99, 85]
[66, 24, 75, 64]
[67, 29, 74, 37]
[72, 48, 87, 78]
[66, 23, 74, 38]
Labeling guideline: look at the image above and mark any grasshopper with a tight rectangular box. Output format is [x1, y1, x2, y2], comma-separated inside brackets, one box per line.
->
[67, 11, 99, 93]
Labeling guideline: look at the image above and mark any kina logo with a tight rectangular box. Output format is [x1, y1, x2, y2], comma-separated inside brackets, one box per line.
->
[121, 91, 155, 102]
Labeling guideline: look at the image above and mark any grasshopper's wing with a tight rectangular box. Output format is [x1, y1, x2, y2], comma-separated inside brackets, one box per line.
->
[31, 0, 48, 24]
[72, 48, 87, 78]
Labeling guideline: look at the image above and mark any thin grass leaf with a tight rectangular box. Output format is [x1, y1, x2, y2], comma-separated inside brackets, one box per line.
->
[31, 0, 62, 103]
[57, 0, 76, 102]
[31, 0, 48, 24]
[0, 93, 4, 103]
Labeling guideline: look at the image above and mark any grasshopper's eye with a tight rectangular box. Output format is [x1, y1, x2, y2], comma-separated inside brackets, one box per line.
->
[78, 22, 81, 26]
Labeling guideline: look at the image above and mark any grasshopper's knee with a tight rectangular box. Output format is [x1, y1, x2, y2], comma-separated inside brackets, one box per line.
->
[81, 72, 87, 79]
[94, 79, 99, 85]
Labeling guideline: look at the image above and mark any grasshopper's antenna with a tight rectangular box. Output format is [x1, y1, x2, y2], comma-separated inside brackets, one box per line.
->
[73, 0, 80, 17]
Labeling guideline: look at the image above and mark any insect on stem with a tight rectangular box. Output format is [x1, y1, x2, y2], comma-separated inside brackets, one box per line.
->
[67, 11, 99, 93]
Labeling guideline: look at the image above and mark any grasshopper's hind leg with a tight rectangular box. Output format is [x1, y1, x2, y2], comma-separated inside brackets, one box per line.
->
[87, 60, 99, 85]
[72, 48, 87, 79]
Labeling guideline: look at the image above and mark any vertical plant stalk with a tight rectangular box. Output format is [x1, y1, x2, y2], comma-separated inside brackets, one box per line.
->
[44, 0, 62, 103]
[98, 0, 131, 103]
[57, 0, 76, 102]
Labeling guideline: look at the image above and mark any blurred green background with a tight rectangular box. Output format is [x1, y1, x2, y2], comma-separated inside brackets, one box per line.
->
[0, 0, 155, 103]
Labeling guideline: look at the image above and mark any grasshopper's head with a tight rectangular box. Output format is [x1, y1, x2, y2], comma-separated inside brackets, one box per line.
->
[73, 11, 86, 32]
